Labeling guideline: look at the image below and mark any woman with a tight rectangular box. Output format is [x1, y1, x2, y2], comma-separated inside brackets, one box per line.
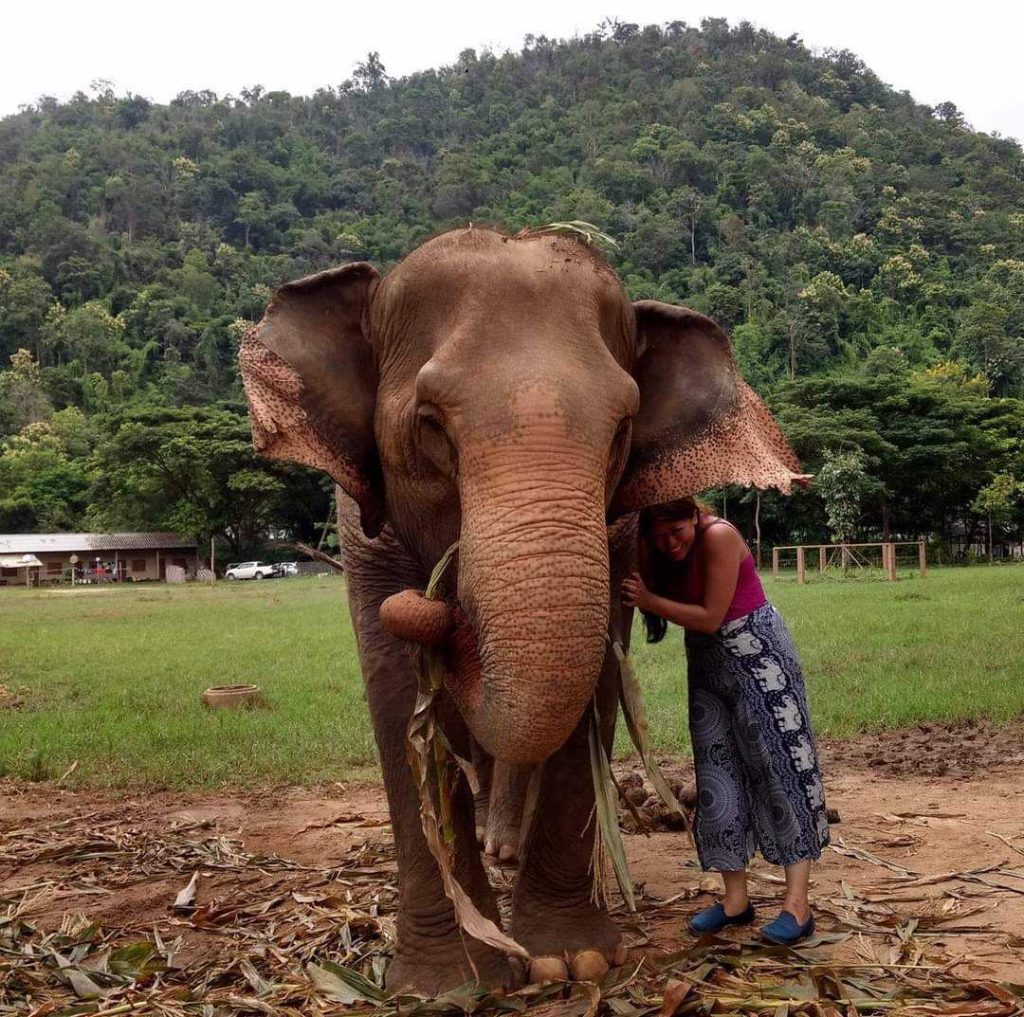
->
[621, 497, 829, 945]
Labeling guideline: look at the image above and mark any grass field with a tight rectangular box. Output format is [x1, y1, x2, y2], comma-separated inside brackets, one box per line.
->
[1, 566, 1022, 787]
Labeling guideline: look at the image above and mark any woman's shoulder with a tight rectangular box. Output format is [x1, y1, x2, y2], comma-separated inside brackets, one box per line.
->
[698, 514, 730, 538]
[700, 517, 748, 556]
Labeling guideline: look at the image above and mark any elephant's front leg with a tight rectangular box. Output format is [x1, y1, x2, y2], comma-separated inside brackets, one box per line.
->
[509, 641, 626, 975]
[342, 523, 516, 995]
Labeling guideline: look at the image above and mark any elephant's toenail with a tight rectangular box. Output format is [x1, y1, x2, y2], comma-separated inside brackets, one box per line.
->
[528, 956, 568, 984]
[569, 949, 609, 981]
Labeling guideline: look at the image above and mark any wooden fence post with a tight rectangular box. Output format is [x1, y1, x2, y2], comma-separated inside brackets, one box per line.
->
[755, 491, 762, 570]
[819, 545, 827, 572]
[918, 540, 927, 576]
[841, 544, 851, 571]
[796, 546, 806, 585]
[772, 547, 779, 579]
[884, 542, 896, 581]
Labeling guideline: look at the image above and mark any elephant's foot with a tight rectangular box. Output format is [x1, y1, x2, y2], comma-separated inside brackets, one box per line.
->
[386, 934, 519, 997]
[510, 893, 626, 978]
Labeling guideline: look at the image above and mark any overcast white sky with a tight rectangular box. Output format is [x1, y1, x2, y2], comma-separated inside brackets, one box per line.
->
[3, 1, 1021, 142]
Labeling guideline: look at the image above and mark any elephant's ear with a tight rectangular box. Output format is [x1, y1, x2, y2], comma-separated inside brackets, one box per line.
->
[610, 301, 803, 517]
[239, 263, 385, 537]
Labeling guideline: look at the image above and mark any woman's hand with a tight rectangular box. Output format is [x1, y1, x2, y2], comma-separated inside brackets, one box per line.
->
[621, 572, 652, 611]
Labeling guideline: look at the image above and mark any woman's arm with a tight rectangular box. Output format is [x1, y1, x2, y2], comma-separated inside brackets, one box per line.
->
[622, 526, 743, 634]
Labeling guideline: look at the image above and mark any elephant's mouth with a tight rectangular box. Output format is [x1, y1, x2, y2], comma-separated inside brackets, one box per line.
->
[379, 568, 606, 765]
[442, 604, 485, 714]
[378, 589, 484, 710]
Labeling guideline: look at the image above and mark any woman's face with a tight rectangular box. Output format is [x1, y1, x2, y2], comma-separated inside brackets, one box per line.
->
[651, 516, 698, 562]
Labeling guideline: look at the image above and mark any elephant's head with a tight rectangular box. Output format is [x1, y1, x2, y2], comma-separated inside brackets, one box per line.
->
[240, 228, 800, 764]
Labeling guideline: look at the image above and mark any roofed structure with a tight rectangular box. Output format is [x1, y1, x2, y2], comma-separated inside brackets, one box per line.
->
[0, 533, 197, 554]
[0, 554, 43, 568]
[0, 533, 199, 586]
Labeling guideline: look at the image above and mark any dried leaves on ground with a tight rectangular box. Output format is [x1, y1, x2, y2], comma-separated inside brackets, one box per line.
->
[3, 806, 1023, 1017]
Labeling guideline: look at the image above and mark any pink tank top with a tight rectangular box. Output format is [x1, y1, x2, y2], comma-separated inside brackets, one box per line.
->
[678, 517, 766, 624]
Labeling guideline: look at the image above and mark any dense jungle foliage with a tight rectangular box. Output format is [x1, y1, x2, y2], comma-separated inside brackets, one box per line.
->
[1, 19, 1022, 558]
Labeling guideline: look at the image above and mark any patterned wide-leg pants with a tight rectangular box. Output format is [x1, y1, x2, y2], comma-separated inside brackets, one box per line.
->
[685, 602, 830, 871]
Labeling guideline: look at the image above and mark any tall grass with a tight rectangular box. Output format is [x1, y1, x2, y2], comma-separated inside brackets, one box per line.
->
[1, 567, 1021, 787]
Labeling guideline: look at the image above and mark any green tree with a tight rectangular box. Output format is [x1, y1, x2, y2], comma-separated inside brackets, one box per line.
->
[43, 302, 128, 376]
[0, 268, 55, 360]
[88, 408, 329, 555]
[235, 192, 271, 250]
[956, 301, 1024, 395]
[0, 349, 51, 435]
[971, 473, 1022, 559]
[0, 420, 91, 530]
[815, 447, 870, 543]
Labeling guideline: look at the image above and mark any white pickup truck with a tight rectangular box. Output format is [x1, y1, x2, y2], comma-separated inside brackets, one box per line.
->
[224, 561, 279, 580]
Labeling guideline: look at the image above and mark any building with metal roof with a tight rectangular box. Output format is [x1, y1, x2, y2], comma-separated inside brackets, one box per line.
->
[0, 533, 198, 586]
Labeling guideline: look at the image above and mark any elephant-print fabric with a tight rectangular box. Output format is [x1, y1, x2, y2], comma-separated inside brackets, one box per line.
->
[684, 604, 830, 871]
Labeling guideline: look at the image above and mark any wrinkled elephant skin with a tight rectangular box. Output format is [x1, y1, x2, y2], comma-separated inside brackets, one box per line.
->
[239, 227, 801, 994]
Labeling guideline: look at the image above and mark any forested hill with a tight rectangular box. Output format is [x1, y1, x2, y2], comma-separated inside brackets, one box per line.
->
[1, 19, 1022, 554]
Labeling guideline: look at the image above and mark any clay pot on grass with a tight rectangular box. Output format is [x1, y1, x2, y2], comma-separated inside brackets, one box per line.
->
[201, 684, 266, 709]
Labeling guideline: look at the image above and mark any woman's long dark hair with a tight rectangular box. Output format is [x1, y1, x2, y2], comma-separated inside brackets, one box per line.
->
[637, 497, 705, 644]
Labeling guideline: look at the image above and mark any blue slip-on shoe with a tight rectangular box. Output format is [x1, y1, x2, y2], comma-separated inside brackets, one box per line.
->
[759, 910, 815, 945]
[687, 902, 756, 936]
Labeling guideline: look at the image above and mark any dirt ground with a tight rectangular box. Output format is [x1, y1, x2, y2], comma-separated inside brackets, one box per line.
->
[3, 721, 1024, 1010]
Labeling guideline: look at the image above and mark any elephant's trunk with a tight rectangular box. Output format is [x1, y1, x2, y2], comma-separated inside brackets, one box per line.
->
[446, 437, 610, 764]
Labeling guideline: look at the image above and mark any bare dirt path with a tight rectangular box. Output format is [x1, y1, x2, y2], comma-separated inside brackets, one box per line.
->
[3, 723, 1024, 1014]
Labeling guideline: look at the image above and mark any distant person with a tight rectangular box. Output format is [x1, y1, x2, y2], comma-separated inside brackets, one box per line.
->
[622, 497, 829, 945]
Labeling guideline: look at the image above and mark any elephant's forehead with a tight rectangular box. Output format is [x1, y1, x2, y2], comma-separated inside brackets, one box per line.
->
[391, 226, 619, 282]
[376, 230, 633, 360]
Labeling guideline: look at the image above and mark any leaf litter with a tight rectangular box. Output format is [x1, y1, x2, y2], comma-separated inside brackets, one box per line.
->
[5, 619, 1024, 1014]
[4, 793, 1023, 1016]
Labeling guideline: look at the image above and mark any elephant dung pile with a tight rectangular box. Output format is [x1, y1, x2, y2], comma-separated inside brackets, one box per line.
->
[616, 765, 695, 834]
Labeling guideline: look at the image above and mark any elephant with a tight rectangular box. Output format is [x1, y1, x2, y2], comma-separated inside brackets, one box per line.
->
[239, 226, 801, 995]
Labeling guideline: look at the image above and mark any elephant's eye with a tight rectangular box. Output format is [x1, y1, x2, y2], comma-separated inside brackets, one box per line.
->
[416, 404, 458, 479]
